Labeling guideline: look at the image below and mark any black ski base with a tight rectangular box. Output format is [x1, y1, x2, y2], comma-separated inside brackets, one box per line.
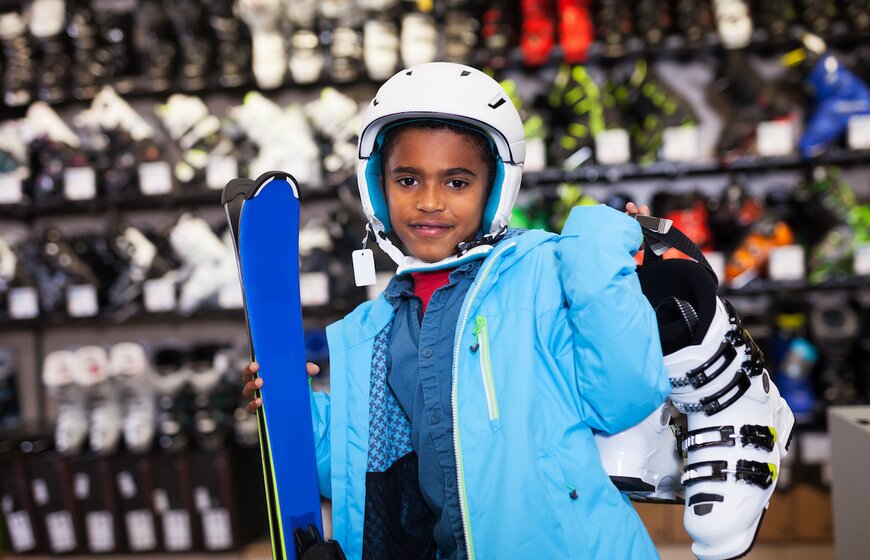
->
[295, 524, 346, 560]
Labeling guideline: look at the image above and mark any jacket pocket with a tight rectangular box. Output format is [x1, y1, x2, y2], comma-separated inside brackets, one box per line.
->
[472, 315, 499, 423]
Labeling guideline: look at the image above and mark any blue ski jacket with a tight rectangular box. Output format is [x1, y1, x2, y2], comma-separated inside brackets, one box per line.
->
[310, 204, 671, 559]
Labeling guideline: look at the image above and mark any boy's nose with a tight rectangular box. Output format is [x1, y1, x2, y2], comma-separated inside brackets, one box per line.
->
[416, 184, 444, 212]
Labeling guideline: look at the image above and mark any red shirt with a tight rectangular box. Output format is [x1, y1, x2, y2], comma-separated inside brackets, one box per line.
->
[410, 269, 454, 313]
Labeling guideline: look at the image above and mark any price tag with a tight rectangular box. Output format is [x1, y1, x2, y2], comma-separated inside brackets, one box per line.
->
[594, 128, 631, 165]
[300, 272, 329, 307]
[116, 471, 137, 499]
[67, 284, 98, 317]
[757, 120, 795, 157]
[194, 487, 211, 512]
[854, 243, 870, 275]
[63, 167, 97, 201]
[202, 508, 232, 550]
[662, 126, 700, 162]
[31, 479, 49, 506]
[6, 511, 36, 552]
[143, 278, 177, 312]
[799, 432, 831, 465]
[46, 510, 77, 553]
[138, 161, 173, 196]
[125, 509, 156, 552]
[0, 173, 23, 204]
[74, 473, 90, 500]
[524, 139, 547, 172]
[768, 245, 805, 280]
[847, 115, 870, 150]
[85, 511, 114, 553]
[206, 155, 239, 190]
[162, 510, 192, 551]
[8, 287, 39, 319]
[152, 489, 169, 513]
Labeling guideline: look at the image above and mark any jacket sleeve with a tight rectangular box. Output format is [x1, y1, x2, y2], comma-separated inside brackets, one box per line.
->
[310, 388, 332, 499]
[555, 204, 670, 434]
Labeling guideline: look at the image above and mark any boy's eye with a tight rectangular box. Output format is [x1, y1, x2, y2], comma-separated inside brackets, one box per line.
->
[447, 179, 468, 190]
[397, 177, 418, 187]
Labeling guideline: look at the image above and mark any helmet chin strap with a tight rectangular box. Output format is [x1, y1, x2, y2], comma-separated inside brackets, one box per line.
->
[367, 222, 508, 275]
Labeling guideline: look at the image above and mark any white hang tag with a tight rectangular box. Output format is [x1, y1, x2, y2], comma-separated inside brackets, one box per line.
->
[757, 120, 795, 157]
[847, 115, 870, 150]
[206, 155, 238, 190]
[0, 173, 23, 204]
[595, 128, 631, 165]
[662, 126, 700, 162]
[352, 249, 376, 287]
[63, 167, 97, 200]
[138, 161, 173, 196]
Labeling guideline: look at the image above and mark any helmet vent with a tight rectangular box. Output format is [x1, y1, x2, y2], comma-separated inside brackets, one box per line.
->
[405, 70, 413, 75]
[373, 99, 379, 106]
[488, 97, 507, 109]
[460, 70, 471, 77]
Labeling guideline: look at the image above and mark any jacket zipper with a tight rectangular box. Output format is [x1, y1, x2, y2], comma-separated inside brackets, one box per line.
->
[472, 316, 499, 421]
[452, 241, 516, 560]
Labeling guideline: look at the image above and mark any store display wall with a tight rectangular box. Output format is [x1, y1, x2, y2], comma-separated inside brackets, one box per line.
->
[1, 0, 869, 555]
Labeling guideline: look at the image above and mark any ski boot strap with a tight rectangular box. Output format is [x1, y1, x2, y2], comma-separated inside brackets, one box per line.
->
[682, 459, 777, 490]
[682, 424, 777, 454]
[635, 214, 718, 286]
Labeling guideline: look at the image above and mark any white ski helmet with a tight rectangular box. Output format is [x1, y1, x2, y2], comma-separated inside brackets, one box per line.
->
[357, 62, 525, 270]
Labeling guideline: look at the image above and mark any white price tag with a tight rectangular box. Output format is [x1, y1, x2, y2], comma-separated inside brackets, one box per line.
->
[31, 479, 49, 506]
[367, 272, 394, 301]
[206, 155, 239, 190]
[74, 472, 90, 500]
[85, 511, 115, 553]
[152, 489, 169, 513]
[768, 245, 805, 281]
[194, 486, 211, 512]
[66, 284, 98, 317]
[594, 128, 631, 165]
[524, 139, 547, 172]
[5, 511, 36, 552]
[63, 167, 97, 201]
[352, 249, 376, 287]
[300, 272, 329, 307]
[162, 509, 192, 551]
[847, 115, 870, 150]
[757, 120, 795, 157]
[46, 510, 77, 553]
[143, 278, 177, 312]
[202, 508, 233, 550]
[116, 471, 137, 499]
[8, 287, 39, 319]
[662, 126, 701, 162]
[854, 243, 870, 275]
[125, 509, 156, 551]
[138, 161, 173, 196]
[799, 432, 831, 465]
[0, 172, 23, 204]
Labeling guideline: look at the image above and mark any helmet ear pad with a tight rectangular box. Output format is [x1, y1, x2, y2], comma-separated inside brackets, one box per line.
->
[363, 151, 393, 233]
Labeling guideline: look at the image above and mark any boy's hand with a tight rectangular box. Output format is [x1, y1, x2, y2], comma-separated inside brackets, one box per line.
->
[243, 361, 321, 415]
[624, 201, 651, 217]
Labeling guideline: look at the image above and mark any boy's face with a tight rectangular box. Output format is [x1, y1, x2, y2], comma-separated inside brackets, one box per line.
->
[383, 127, 489, 263]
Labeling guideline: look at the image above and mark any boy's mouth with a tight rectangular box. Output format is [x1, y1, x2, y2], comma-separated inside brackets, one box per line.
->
[409, 221, 453, 238]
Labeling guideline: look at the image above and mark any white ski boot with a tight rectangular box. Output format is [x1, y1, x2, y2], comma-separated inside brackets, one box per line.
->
[42, 350, 88, 455]
[237, 0, 287, 89]
[594, 401, 682, 502]
[642, 256, 795, 560]
[110, 342, 157, 454]
[75, 345, 122, 456]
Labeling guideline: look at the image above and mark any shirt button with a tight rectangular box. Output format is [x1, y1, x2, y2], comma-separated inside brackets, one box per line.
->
[422, 347, 433, 358]
[429, 412, 440, 424]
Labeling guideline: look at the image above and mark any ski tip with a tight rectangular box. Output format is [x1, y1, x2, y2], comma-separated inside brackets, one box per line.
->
[253, 171, 301, 200]
[222, 178, 256, 206]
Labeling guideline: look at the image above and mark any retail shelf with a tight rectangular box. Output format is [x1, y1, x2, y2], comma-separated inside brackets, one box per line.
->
[724, 275, 870, 296]
[522, 150, 870, 186]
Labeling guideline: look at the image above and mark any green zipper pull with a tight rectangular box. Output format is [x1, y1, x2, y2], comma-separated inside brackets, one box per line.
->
[470, 317, 484, 352]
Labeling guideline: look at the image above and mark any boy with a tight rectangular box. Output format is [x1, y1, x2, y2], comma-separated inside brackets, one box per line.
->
[244, 62, 669, 559]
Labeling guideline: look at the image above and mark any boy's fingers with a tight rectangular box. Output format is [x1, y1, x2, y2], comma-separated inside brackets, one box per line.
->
[246, 398, 262, 415]
[306, 362, 320, 377]
[625, 201, 638, 215]
[242, 378, 263, 400]
[243, 362, 259, 383]
[639, 204, 651, 216]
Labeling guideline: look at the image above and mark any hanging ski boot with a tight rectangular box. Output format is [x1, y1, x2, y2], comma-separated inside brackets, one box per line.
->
[558, 0, 593, 64]
[595, 0, 633, 58]
[76, 345, 122, 456]
[634, 0, 671, 48]
[42, 349, 89, 455]
[521, 0, 555, 66]
[0, 346, 20, 428]
[288, 29, 325, 85]
[712, 0, 752, 49]
[636, 217, 795, 560]
[150, 343, 193, 452]
[66, 0, 102, 100]
[134, 0, 178, 93]
[771, 303, 818, 424]
[204, 0, 252, 88]
[110, 341, 157, 453]
[0, 4, 35, 107]
[363, 17, 399, 81]
[480, 0, 516, 70]
[238, 0, 287, 89]
[594, 400, 683, 502]
[785, 35, 870, 158]
[188, 343, 229, 451]
[29, 0, 71, 104]
[400, 12, 438, 68]
[673, 0, 714, 48]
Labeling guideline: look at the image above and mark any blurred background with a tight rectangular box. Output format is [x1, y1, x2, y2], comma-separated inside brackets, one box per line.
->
[0, 0, 869, 558]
